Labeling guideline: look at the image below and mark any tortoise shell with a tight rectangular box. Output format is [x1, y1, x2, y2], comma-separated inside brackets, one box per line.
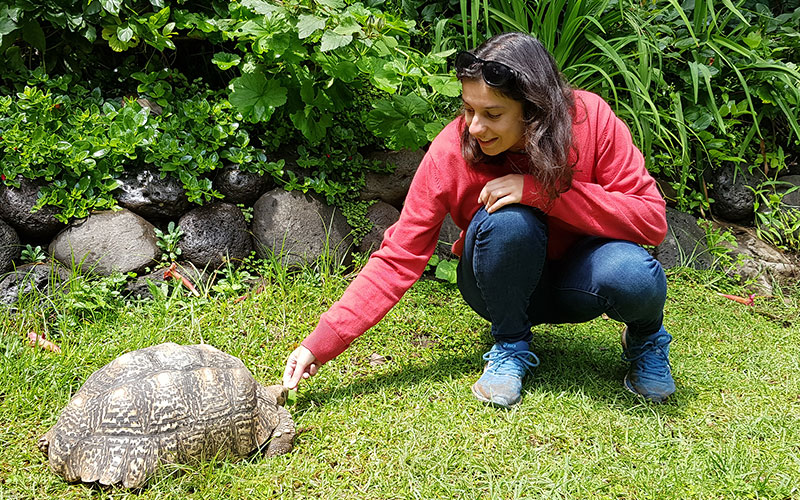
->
[38, 342, 294, 488]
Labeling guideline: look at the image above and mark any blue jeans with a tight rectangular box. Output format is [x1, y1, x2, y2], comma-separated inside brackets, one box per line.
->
[457, 206, 667, 343]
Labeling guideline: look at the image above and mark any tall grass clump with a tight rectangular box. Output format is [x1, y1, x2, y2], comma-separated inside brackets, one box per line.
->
[456, 0, 800, 215]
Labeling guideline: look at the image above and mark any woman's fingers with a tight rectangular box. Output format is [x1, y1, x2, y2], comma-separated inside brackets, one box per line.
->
[480, 174, 524, 212]
[282, 345, 318, 390]
[486, 194, 515, 213]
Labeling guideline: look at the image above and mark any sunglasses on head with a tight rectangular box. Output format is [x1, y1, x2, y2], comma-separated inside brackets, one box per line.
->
[455, 51, 516, 87]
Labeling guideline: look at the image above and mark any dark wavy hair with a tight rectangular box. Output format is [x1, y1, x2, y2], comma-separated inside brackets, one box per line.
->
[457, 32, 576, 203]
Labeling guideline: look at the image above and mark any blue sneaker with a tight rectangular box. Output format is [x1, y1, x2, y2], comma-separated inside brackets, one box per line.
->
[471, 340, 539, 408]
[621, 326, 676, 402]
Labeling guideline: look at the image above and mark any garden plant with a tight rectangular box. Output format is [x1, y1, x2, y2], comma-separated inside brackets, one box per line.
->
[3, 0, 798, 226]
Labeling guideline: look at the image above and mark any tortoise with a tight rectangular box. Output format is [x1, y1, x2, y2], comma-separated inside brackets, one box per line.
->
[38, 342, 295, 488]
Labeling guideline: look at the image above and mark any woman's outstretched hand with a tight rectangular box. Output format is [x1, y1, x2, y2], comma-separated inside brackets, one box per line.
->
[282, 345, 318, 390]
[479, 174, 524, 213]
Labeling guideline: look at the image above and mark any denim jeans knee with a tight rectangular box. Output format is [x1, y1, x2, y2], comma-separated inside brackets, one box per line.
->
[457, 206, 548, 343]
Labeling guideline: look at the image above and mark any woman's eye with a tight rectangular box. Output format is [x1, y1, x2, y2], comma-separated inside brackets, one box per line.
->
[487, 113, 500, 119]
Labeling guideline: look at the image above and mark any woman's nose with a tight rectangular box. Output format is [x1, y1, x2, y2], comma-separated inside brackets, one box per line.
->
[468, 114, 486, 136]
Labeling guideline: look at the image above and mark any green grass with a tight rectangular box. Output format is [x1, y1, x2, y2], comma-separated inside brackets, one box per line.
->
[1, 267, 799, 499]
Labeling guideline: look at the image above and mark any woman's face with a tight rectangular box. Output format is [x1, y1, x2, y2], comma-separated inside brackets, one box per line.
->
[461, 79, 526, 156]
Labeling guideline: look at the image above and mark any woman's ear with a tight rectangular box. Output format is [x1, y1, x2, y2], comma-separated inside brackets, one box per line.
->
[523, 101, 541, 121]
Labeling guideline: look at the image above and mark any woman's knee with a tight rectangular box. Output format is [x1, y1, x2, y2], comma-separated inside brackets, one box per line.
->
[470, 205, 548, 250]
[593, 242, 666, 306]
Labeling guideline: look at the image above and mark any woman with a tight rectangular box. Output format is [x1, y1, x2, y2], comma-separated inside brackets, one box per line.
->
[283, 32, 675, 407]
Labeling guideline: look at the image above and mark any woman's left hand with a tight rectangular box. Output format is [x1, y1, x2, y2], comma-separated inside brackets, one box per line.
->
[479, 174, 524, 213]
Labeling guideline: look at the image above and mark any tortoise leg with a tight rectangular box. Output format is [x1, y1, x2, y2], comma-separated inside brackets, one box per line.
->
[264, 406, 295, 457]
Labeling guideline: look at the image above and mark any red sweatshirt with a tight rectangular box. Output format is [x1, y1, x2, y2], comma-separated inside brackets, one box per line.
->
[303, 90, 667, 364]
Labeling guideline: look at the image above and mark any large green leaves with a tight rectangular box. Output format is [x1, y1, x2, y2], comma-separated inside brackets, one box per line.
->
[240, 0, 281, 16]
[229, 72, 287, 122]
[211, 52, 241, 70]
[0, 6, 19, 44]
[297, 14, 325, 39]
[320, 16, 362, 51]
[320, 30, 351, 52]
[426, 75, 461, 97]
[99, 0, 122, 16]
[366, 94, 431, 150]
[290, 108, 333, 144]
[290, 78, 335, 144]
[218, 0, 458, 156]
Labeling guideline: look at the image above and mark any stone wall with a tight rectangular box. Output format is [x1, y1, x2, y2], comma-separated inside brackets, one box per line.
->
[1, 151, 799, 304]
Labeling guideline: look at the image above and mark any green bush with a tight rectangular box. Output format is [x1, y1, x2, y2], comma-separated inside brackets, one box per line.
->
[1, 0, 464, 221]
[209, 0, 460, 150]
[0, 0, 187, 80]
[3, 0, 800, 232]
[1, 0, 462, 151]
[0, 71, 283, 220]
[641, 1, 800, 214]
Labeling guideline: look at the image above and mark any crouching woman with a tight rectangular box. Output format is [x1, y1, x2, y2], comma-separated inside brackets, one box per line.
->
[283, 32, 675, 407]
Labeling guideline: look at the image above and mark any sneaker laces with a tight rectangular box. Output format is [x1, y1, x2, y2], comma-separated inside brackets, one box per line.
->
[483, 348, 540, 378]
[622, 334, 671, 376]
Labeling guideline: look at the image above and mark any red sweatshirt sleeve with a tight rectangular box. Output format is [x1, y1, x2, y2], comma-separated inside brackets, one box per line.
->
[545, 95, 667, 246]
[302, 153, 449, 364]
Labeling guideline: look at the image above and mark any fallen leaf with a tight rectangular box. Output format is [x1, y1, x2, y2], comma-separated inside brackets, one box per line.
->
[27, 331, 62, 354]
[136, 97, 163, 116]
[369, 353, 390, 367]
[718, 293, 755, 306]
[163, 263, 200, 297]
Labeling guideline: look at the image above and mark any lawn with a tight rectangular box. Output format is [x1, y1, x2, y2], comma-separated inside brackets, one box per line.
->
[1, 266, 799, 499]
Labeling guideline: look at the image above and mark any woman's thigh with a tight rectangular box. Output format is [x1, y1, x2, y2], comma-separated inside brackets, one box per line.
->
[529, 238, 667, 331]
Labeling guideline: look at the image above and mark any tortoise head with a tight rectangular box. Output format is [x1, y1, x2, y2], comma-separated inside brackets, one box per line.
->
[37, 431, 51, 457]
[262, 384, 288, 406]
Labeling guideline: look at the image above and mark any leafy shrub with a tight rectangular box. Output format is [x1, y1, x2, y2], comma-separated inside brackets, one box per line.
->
[62, 272, 130, 320]
[211, 0, 460, 151]
[2, 0, 462, 150]
[0, 71, 283, 221]
[752, 179, 800, 251]
[20, 244, 46, 264]
[0, 80, 155, 220]
[698, 219, 743, 271]
[1, 0, 463, 223]
[0, 1, 187, 85]
[640, 1, 800, 214]
[211, 257, 258, 297]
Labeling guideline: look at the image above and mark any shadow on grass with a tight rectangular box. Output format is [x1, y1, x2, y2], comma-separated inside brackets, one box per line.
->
[298, 326, 697, 415]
